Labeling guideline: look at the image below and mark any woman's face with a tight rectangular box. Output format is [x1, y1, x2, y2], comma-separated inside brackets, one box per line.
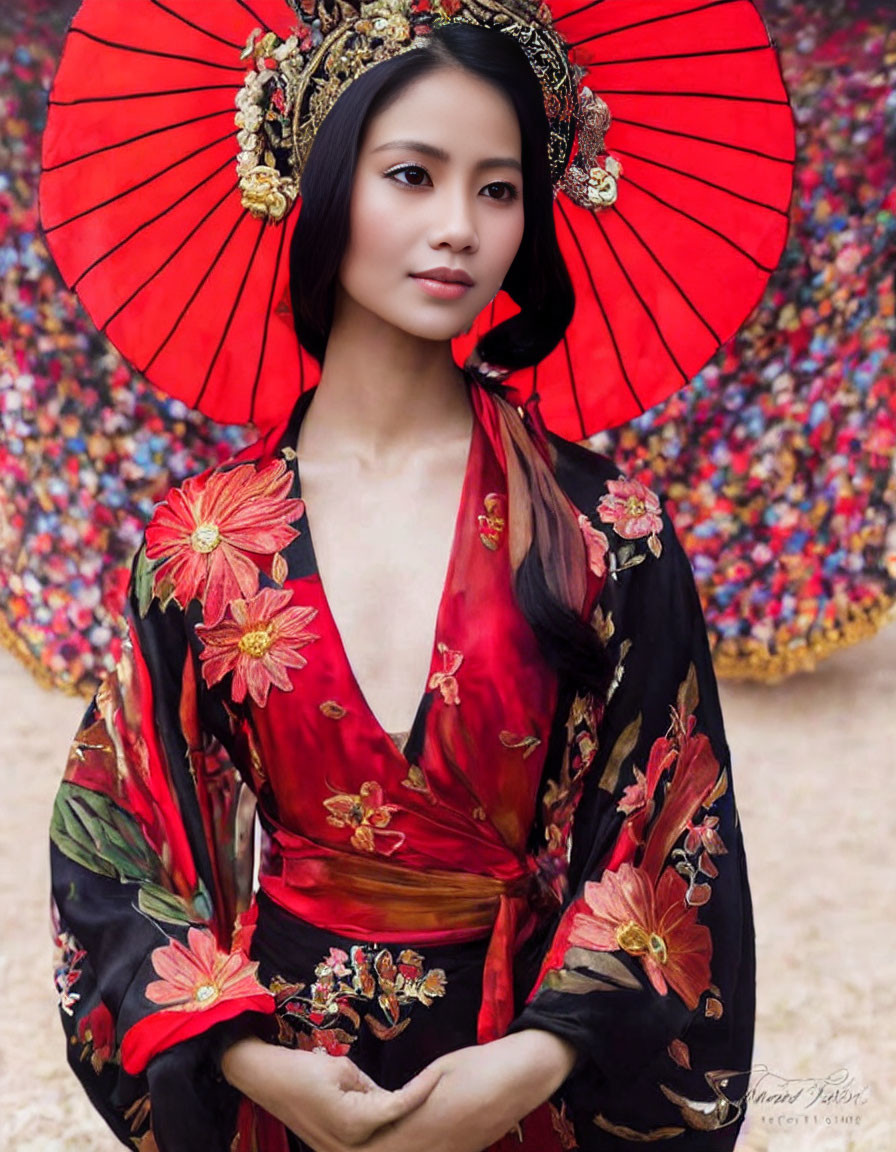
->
[337, 65, 525, 343]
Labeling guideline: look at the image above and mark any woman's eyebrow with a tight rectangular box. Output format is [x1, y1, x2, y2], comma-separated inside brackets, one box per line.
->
[371, 139, 522, 172]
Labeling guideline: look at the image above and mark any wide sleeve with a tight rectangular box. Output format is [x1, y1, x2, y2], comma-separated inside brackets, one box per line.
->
[508, 459, 755, 1150]
[49, 539, 276, 1152]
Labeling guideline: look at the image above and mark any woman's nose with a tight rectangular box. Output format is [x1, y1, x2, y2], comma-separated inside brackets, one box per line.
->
[428, 187, 479, 253]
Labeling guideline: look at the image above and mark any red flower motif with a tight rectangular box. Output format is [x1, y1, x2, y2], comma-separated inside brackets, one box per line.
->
[77, 1001, 116, 1072]
[568, 863, 712, 1010]
[596, 478, 663, 543]
[196, 587, 319, 708]
[577, 513, 609, 579]
[428, 642, 463, 704]
[145, 927, 266, 1012]
[145, 460, 304, 624]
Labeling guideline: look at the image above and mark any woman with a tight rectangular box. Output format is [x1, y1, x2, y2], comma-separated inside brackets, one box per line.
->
[49, 19, 755, 1152]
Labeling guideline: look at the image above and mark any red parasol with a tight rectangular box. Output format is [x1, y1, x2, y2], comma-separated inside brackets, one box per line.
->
[39, 0, 795, 439]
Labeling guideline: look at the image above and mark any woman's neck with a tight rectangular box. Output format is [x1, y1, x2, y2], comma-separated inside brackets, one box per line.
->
[302, 292, 473, 466]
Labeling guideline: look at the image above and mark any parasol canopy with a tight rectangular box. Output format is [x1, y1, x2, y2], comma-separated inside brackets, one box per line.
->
[39, 0, 795, 439]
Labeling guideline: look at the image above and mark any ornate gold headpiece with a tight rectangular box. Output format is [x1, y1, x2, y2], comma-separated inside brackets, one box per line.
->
[234, 0, 621, 222]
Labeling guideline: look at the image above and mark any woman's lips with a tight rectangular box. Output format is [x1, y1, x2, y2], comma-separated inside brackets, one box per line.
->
[410, 275, 473, 300]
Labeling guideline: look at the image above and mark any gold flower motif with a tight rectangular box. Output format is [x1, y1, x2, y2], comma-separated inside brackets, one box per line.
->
[239, 164, 298, 222]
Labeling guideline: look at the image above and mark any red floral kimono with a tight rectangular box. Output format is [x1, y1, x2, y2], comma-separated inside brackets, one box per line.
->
[50, 380, 755, 1151]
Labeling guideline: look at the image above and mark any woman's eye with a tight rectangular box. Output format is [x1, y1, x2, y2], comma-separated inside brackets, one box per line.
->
[387, 165, 431, 187]
[482, 181, 519, 202]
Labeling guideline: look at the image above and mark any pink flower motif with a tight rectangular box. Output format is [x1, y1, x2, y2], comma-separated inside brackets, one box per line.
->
[577, 513, 609, 579]
[428, 642, 463, 704]
[684, 815, 728, 857]
[196, 587, 319, 708]
[145, 459, 304, 624]
[568, 862, 712, 1010]
[596, 477, 664, 541]
[617, 766, 649, 816]
[145, 927, 266, 1012]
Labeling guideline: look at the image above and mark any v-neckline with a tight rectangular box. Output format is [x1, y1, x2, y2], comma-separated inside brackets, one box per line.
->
[288, 385, 479, 759]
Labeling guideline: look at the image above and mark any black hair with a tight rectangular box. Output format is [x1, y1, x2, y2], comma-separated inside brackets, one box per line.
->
[289, 23, 612, 696]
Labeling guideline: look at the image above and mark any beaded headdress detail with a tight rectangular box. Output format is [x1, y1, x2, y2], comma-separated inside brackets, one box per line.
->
[234, 0, 622, 222]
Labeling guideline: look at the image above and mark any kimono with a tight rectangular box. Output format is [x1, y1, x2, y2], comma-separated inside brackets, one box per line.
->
[50, 377, 755, 1152]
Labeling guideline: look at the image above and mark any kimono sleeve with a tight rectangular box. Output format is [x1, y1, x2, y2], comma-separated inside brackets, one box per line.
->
[49, 542, 276, 1151]
[508, 462, 755, 1149]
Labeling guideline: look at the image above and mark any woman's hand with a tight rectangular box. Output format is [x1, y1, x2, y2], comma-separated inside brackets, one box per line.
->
[220, 1035, 443, 1150]
[352, 1028, 579, 1152]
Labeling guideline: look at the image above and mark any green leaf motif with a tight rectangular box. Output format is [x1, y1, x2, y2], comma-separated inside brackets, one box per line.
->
[138, 879, 213, 926]
[51, 782, 162, 886]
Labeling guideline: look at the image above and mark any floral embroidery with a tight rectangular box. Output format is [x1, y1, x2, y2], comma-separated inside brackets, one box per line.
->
[323, 780, 406, 854]
[428, 642, 463, 704]
[144, 926, 267, 1011]
[567, 862, 712, 1010]
[271, 941, 447, 1053]
[77, 1001, 117, 1074]
[144, 459, 304, 624]
[478, 492, 507, 549]
[549, 1100, 579, 1150]
[577, 513, 610, 579]
[532, 691, 602, 907]
[196, 587, 319, 708]
[400, 763, 437, 804]
[319, 699, 347, 719]
[596, 476, 663, 560]
[54, 931, 87, 1016]
[499, 730, 542, 758]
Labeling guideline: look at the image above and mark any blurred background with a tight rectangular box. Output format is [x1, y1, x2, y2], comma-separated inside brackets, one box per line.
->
[1, 1, 894, 1149]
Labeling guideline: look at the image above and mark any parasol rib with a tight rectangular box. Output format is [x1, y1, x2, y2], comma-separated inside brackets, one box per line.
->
[561, 333, 587, 440]
[42, 108, 234, 173]
[611, 147, 790, 215]
[248, 222, 290, 421]
[611, 116, 795, 165]
[557, 199, 645, 415]
[43, 131, 236, 233]
[194, 220, 267, 410]
[72, 154, 236, 289]
[100, 179, 239, 331]
[612, 203, 721, 344]
[590, 89, 789, 105]
[233, 0, 273, 28]
[148, 0, 246, 50]
[142, 209, 251, 375]
[624, 176, 777, 272]
[49, 84, 236, 106]
[593, 213, 689, 385]
[556, 0, 739, 34]
[576, 44, 770, 63]
[67, 27, 247, 71]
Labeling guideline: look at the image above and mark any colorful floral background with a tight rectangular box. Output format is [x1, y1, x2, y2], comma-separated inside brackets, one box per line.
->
[1, 0, 895, 695]
[590, 0, 896, 680]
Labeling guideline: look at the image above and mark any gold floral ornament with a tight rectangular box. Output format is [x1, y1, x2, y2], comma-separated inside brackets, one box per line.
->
[323, 780, 407, 854]
[232, 0, 615, 222]
[558, 88, 624, 211]
[478, 491, 507, 549]
[428, 641, 464, 704]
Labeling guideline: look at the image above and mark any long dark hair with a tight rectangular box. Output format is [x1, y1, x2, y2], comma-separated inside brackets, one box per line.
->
[289, 23, 612, 695]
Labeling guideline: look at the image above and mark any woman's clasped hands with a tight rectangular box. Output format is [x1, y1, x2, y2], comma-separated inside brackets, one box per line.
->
[221, 1027, 578, 1152]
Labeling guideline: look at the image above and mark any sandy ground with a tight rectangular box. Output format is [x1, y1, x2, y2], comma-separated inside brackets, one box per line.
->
[1, 630, 894, 1152]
